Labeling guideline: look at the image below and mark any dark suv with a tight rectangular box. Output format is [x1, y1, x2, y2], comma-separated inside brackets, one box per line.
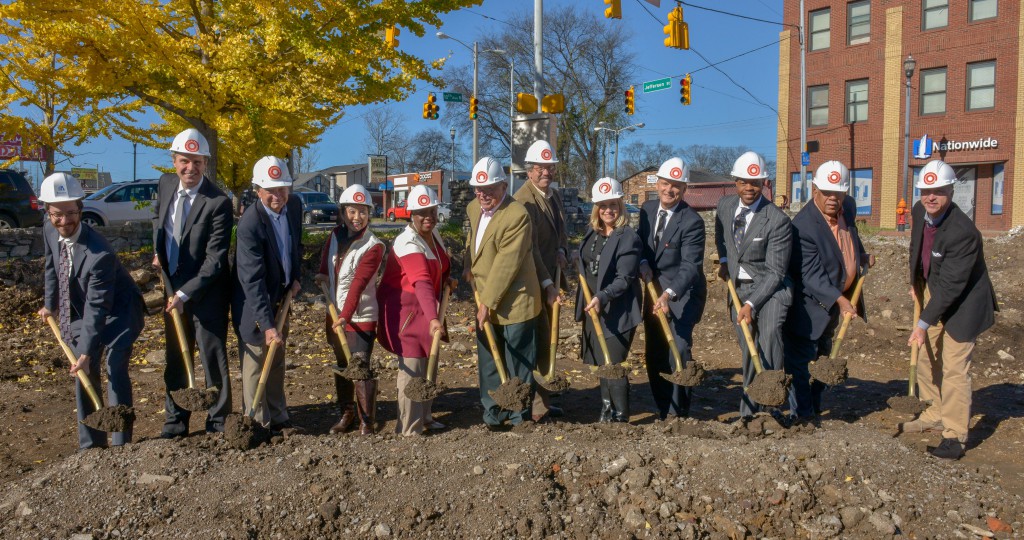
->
[0, 169, 42, 228]
[295, 191, 338, 224]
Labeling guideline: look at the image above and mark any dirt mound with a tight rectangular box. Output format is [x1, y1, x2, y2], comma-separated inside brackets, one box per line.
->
[223, 413, 271, 450]
[170, 387, 219, 411]
[747, 369, 791, 407]
[403, 378, 445, 402]
[81, 405, 135, 432]
[888, 395, 929, 415]
[809, 356, 848, 386]
[593, 363, 628, 379]
[661, 362, 706, 386]
[338, 352, 374, 380]
[536, 373, 571, 392]
[488, 377, 531, 411]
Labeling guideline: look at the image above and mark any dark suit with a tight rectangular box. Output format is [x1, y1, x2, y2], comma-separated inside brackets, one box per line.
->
[637, 199, 707, 418]
[784, 196, 867, 417]
[574, 226, 643, 355]
[154, 173, 233, 434]
[43, 222, 144, 448]
[714, 194, 792, 417]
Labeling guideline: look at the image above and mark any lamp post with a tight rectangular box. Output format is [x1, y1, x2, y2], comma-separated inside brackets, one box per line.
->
[483, 49, 515, 191]
[594, 122, 645, 180]
[132, 142, 137, 182]
[437, 32, 482, 166]
[450, 127, 456, 203]
[899, 54, 916, 232]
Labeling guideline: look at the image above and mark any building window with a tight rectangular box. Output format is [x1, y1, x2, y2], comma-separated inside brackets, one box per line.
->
[809, 8, 830, 51]
[922, 0, 948, 29]
[847, 1, 870, 45]
[992, 164, 1004, 215]
[645, 191, 658, 201]
[808, 85, 829, 127]
[969, 0, 997, 22]
[967, 61, 995, 111]
[850, 168, 872, 216]
[630, 194, 638, 205]
[790, 172, 812, 205]
[920, 68, 947, 115]
[846, 79, 868, 123]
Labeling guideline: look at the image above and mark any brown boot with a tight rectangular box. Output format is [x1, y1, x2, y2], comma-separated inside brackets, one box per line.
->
[354, 379, 378, 435]
[329, 402, 356, 434]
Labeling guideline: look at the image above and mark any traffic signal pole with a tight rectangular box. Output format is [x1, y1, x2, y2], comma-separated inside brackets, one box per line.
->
[473, 41, 479, 166]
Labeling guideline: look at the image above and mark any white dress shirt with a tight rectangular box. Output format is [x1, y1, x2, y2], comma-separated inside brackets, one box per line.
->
[475, 194, 507, 254]
[720, 196, 763, 281]
[265, 205, 292, 286]
[59, 224, 82, 276]
[164, 178, 203, 302]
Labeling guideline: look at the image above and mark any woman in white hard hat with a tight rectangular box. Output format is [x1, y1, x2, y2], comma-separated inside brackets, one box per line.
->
[316, 184, 385, 435]
[377, 185, 452, 436]
[575, 178, 643, 422]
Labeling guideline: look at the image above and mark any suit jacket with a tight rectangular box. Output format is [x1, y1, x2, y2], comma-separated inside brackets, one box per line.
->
[465, 196, 542, 325]
[153, 173, 233, 306]
[909, 201, 997, 342]
[637, 199, 707, 320]
[786, 196, 867, 340]
[43, 222, 145, 357]
[714, 194, 792, 312]
[232, 196, 303, 345]
[574, 226, 643, 334]
[513, 182, 568, 288]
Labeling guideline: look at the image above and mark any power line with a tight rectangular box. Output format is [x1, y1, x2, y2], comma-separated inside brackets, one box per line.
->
[677, 1, 798, 29]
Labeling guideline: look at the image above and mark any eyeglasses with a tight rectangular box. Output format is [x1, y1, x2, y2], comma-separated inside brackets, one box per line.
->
[47, 211, 81, 221]
[531, 164, 555, 172]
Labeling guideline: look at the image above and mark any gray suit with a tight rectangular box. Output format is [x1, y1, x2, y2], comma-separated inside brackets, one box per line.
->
[714, 194, 792, 417]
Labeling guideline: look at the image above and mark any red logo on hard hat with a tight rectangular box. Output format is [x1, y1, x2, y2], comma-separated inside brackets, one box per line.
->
[541, 149, 552, 161]
[598, 182, 611, 194]
[184, 139, 200, 153]
[827, 171, 841, 184]
[352, 192, 366, 203]
[418, 194, 431, 206]
[923, 172, 938, 185]
[268, 166, 282, 179]
[475, 171, 488, 183]
[670, 167, 683, 179]
[747, 164, 760, 177]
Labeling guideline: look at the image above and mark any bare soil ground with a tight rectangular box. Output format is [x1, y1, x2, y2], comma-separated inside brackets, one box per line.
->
[1, 228, 1023, 538]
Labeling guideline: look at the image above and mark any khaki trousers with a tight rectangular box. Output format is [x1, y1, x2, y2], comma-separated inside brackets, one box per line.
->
[395, 357, 433, 436]
[240, 337, 289, 427]
[917, 286, 975, 442]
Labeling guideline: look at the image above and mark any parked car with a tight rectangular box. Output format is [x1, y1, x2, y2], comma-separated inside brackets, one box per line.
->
[295, 191, 338, 225]
[437, 202, 451, 223]
[81, 179, 158, 227]
[0, 169, 42, 228]
[386, 200, 412, 221]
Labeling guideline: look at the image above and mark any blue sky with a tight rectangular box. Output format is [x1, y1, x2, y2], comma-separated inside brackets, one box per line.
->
[30, 0, 786, 185]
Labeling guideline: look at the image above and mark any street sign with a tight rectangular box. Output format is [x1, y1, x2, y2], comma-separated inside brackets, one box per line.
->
[642, 78, 672, 93]
[442, 92, 463, 103]
[801, 152, 810, 167]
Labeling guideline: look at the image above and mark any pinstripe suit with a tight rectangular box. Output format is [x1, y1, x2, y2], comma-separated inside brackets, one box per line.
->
[715, 194, 792, 417]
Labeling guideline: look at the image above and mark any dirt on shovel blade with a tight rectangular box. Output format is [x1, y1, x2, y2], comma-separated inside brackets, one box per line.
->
[809, 356, 848, 386]
[888, 395, 929, 415]
[536, 373, 571, 392]
[339, 352, 374, 381]
[747, 370, 791, 407]
[661, 363, 705, 386]
[404, 378, 446, 402]
[488, 377, 532, 411]
[81, 405, 135, 433]
[224, 413, 271, 450]
[171, 387, 219, 411]
[593, 363, 629, 379]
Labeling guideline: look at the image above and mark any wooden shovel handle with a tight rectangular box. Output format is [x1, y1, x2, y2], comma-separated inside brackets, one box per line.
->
[158, 271, 195, 388]
[251, 289, 294, 416]
[320, 282, 353, 361]
[645, 280, 685, 373]
[426, 330, 442, 383]
[909, 291, 922, 397]
[574, 258, 612, 366]
[546, 267, 560, 379]
[472, 284, 509, 383]
[46, 316, 102, 410]
[829, 273, 868, 359]
[726, 278, 762, 374]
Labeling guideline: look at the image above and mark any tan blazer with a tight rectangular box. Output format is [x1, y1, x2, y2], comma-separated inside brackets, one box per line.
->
[513, 182, 568, 288]
[465, 196, 542, 325]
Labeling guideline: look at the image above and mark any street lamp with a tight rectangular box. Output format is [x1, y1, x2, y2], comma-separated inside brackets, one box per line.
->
[594, 122, 645, 180]
[899, 54, 916, 232]
[449, 127, 456, 203]
[482, 48, 516, 191]
[437, 31, 483, 166]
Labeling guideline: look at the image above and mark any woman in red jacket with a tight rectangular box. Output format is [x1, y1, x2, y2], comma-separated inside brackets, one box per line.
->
[378, 185, 451, 436]
[316, 184, 385, 435]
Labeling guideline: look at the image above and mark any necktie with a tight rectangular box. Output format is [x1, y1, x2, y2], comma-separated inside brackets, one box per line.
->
[169, 189, 190, 274]
[547, 195, 563, 232]
[733, 206, 751, 248]
[58, 241, 71, 342]
[654, 210, 668, 244]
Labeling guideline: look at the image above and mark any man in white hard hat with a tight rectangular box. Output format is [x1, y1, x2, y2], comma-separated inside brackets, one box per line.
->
[784, 161, 872, 422]
[231, 156, 303, 433]
[514, 139, 568, 422]
[464, 156, 543, 428]
[153, 128, 234, 437]
[637, 157, 707, 420]
[715, 150, 792, 420]
[36, 173, 144, 449]
[902, 159, 996, 459]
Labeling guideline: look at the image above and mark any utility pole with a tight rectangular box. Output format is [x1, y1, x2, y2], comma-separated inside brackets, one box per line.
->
[799, 0, 807, 204]
[132, 142, 137, 182]
[534, 0, 544, 104]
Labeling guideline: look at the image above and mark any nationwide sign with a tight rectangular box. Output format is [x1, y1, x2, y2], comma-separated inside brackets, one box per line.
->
[913, 134, 998, 158]
[0, 135, 44, 161]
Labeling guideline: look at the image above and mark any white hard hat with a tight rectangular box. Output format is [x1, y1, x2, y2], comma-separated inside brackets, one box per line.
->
[915, 159, 957, 189]
[169, 128, 211, 157]
[730, 151, 769, 180]
[252, 156, 293, 189]
[470, 157, 506, 187]
[38, 173, 86, 203]
[407, 185, 440, 211]
[812, 160, 850, 192]
[591, 177, 624, 203]
[656, 157, 689, 183]
[525, 140, 558, 164]
[339, 184, 373, 208]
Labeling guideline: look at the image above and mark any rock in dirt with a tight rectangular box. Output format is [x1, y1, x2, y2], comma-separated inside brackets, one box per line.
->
[536, 373, 571, 392]
[403, 378, 446, 402]
[488, 377, 532, 411]
[746, 370, 791, 407]
[81, 405, 135, 433]
[339, 352, 375, 380]
[809, 356, 848, 386]
[662, 363, 705, 386]
[593, 363, 629, 379]
[170, 387, 219, 411]
[223, 414, 271, 450]
[887, 395, 928, 415]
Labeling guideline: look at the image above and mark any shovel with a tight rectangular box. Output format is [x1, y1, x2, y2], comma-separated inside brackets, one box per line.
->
[405, 282, 454, 402]
[727, 278, 790, 407]
[159, 272, 219, 411]
[45, 316, 134, 432]
[319, 281, 360, 380]
[534, 267, 569, 391]
[248, 288, 295, 418]
[809, 272, 867, 386]
[575, 258, 627, 380]
[888, 292, 928, 414]
[472, 282, 530, 412]
[645, 280, 704, 386]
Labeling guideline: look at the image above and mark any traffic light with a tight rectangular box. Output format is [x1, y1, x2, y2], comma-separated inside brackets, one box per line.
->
[541, 93, 565, 114]
[680, 74, 691, 106]
[385, 26, 400, 48]
[423, 93, 439, 120]
[516, 92, 538, 114]
[624, 86, 635, 115]
[604, 0, 621, 19]
[469, 96, 479, 120]
[663, 7, 690, 50]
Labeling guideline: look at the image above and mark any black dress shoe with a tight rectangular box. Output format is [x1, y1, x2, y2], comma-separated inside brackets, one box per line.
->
[546, 405, 564, 418]
[159, 431, 184, 440]
[929, 438, 965, 460]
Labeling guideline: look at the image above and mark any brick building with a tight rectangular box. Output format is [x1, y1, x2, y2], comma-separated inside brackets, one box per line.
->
[777, 0, 1023, 231]
[621, 167, 755, 211]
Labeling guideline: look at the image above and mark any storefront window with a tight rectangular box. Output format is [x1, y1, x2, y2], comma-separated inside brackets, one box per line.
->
[790, 171, 812, 205]
[992, 164, 1004, 215]
[851, 168, 872, 216]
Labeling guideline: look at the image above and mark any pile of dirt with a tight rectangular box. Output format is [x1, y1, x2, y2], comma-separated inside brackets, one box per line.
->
[338, 352, 374, 380]
[593, 363, 628, 379]
[488, 377, 531, 411]
[223, 413, 271, 450]
[662, 362, 706, 386]
[888, 395, 929, 415]
[403, 378, 445, 402]
[746, 369, 792, 407]
[809, 356, 848, 386]
[536, 373, 571, 392]
[81, 405, 135, 433]
[170, 387, 219, 411]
